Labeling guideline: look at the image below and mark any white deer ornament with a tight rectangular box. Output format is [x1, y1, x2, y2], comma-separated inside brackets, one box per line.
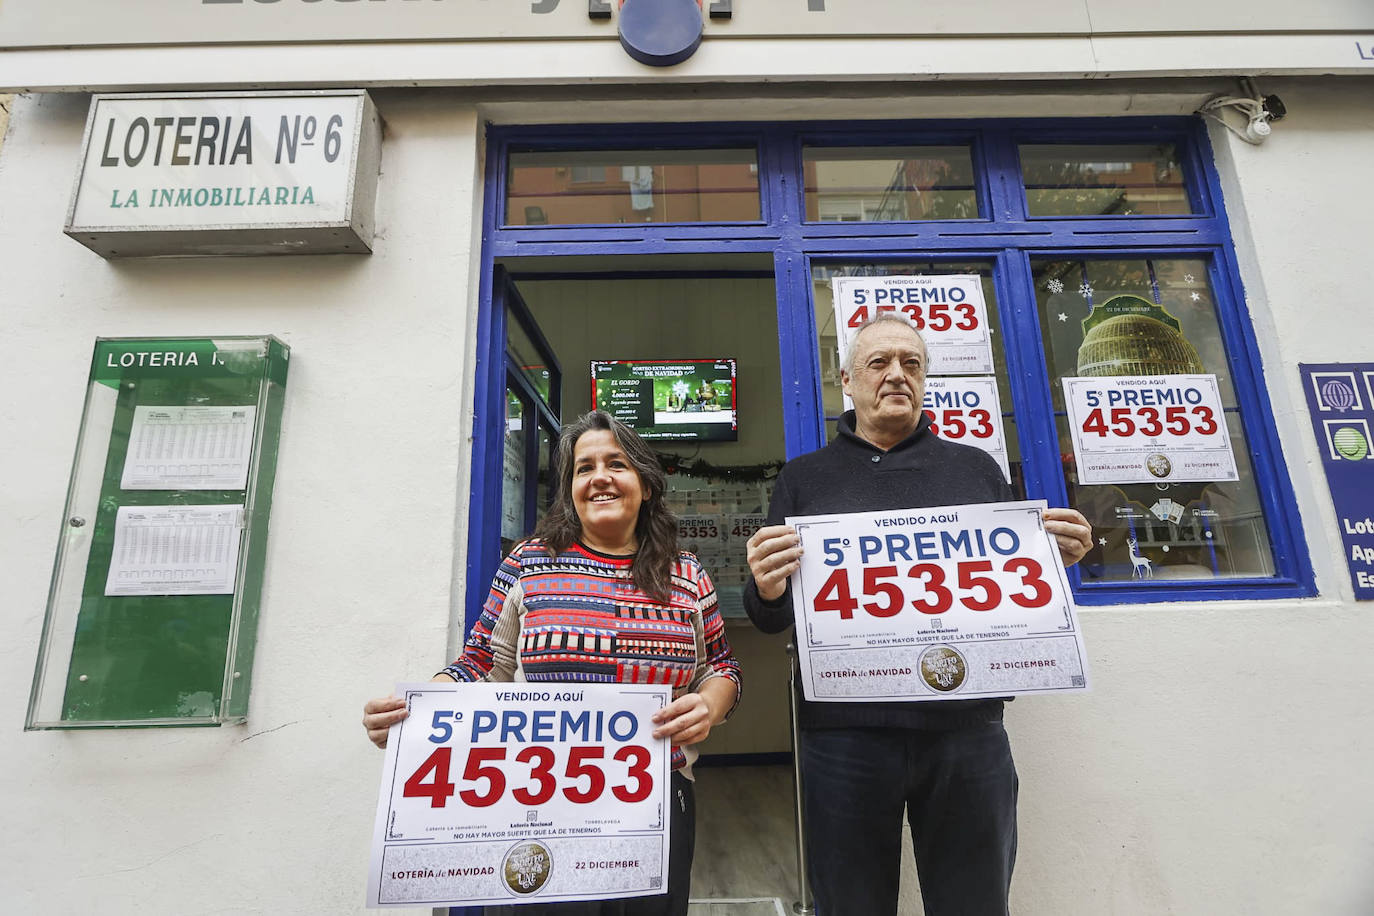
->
[1127, 538, 1153, 579]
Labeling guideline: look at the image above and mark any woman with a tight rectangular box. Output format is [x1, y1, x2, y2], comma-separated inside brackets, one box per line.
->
[363, 410, 742, 916]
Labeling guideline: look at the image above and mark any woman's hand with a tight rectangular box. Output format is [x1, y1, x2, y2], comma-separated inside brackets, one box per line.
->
[651, 693, 713, 746]
[362, 674, 458, 749]
[651, 677, 738, 747]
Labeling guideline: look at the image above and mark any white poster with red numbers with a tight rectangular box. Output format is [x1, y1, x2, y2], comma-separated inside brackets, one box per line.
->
[367, 683, 671, 908]
[831, 274, 994, 376]
[922, 376, 1010, 481]
[787, 501, 1089, 702]
[1061, 374, 1238, 485]
[676, 515, 721, 550]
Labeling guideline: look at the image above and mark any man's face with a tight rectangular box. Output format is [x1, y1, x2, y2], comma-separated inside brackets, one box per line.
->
[841, 321, 927, 441]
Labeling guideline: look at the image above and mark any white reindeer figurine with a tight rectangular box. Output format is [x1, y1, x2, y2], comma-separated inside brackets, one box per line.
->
[1127, 538, 1153, 579]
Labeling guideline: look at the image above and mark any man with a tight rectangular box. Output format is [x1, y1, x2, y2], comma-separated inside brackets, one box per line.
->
[744, 313, 1092, 916]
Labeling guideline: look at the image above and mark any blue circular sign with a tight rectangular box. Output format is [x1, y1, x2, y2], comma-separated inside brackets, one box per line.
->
[618, 0, 703, 67]
[1321, 378, 1357, 411]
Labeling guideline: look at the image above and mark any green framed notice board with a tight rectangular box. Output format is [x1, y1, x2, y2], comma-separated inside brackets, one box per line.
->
[27, 337, 288, 729]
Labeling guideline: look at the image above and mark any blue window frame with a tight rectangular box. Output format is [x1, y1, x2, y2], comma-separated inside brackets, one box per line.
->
[465, 117, 1315, 635]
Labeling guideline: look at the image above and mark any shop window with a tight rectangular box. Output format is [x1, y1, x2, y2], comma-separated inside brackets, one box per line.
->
[505, 148, 761, 225]
[1033, 256, 1274, 582]
[479, 120, 1312, 608]
[803, 146, 978, 221]
[1019, 143, 1192, 216]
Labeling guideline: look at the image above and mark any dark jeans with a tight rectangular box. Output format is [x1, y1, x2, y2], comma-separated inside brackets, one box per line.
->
[484, 771, 696, 916]
[800, 723, 1018, 916]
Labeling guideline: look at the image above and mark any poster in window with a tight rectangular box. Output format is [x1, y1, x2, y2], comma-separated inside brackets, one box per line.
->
[831, 275, 993, 376]
[921, 376, 1010, 481]
[1062, 374, 1238, 485]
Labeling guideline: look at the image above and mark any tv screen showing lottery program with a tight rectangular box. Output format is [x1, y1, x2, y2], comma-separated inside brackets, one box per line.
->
[591, 359, 739, 442]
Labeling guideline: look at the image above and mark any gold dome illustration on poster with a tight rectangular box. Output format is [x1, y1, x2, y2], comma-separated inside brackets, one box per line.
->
[1076, 294, 1203, 377]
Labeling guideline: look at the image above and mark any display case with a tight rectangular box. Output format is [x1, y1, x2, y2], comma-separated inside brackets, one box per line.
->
[26, 336, 289, 729]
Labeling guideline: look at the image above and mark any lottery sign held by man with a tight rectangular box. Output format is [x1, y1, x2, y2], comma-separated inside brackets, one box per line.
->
[744, 312, 1093, 916]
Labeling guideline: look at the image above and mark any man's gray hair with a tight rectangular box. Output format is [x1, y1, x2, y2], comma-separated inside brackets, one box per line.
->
[841, 311, 927, 374]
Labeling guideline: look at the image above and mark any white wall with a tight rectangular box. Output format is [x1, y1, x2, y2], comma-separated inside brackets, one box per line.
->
[0, 90, 484, 914]
[3, 77, 1373, 915]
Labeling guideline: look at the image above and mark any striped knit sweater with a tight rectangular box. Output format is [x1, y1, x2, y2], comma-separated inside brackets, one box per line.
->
[443, 539, 743, 773]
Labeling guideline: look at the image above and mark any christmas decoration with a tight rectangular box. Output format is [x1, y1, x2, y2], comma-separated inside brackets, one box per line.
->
[656, 453, 783, 482]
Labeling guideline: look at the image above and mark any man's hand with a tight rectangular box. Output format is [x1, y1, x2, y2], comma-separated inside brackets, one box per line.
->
[747, 524, 803, 601]
[1043, 508, 1092, 567]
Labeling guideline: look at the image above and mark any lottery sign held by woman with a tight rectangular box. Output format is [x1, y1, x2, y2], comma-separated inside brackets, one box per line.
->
[362, 411, 742, 912]
[367, 682, 672, 906]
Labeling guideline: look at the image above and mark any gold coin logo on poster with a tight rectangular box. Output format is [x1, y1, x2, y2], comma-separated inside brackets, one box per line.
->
[919, 646, 968, 692]
[1145, 453, 1173, 478]
[503, 840, 553, 896]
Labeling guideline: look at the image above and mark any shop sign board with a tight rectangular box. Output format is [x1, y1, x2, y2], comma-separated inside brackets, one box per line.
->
[921, 376, 1011, 481]
[787, 500, 1089, 703]
[65, 90, 381, 258]
[3, 0, 1368, 49]
[831, 275, 994, 377]
[1298, 363, 1374, 599]
[2, 1, 1371, 88]
[1061, 374, 1238, 485]
[369, 683, 672, 908]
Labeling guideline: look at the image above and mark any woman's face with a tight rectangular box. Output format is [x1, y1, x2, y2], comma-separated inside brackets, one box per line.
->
[570, 428, 646, 547]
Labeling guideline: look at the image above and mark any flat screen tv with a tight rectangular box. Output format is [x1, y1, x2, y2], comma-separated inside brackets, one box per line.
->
[591, 358, 738, 442]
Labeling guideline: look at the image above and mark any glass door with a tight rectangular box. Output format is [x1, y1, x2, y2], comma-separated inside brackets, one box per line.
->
[498, 268, 562, 555]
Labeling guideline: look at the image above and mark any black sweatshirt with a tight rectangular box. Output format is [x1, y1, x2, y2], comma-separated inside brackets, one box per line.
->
[744, 410, 1015, 731]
